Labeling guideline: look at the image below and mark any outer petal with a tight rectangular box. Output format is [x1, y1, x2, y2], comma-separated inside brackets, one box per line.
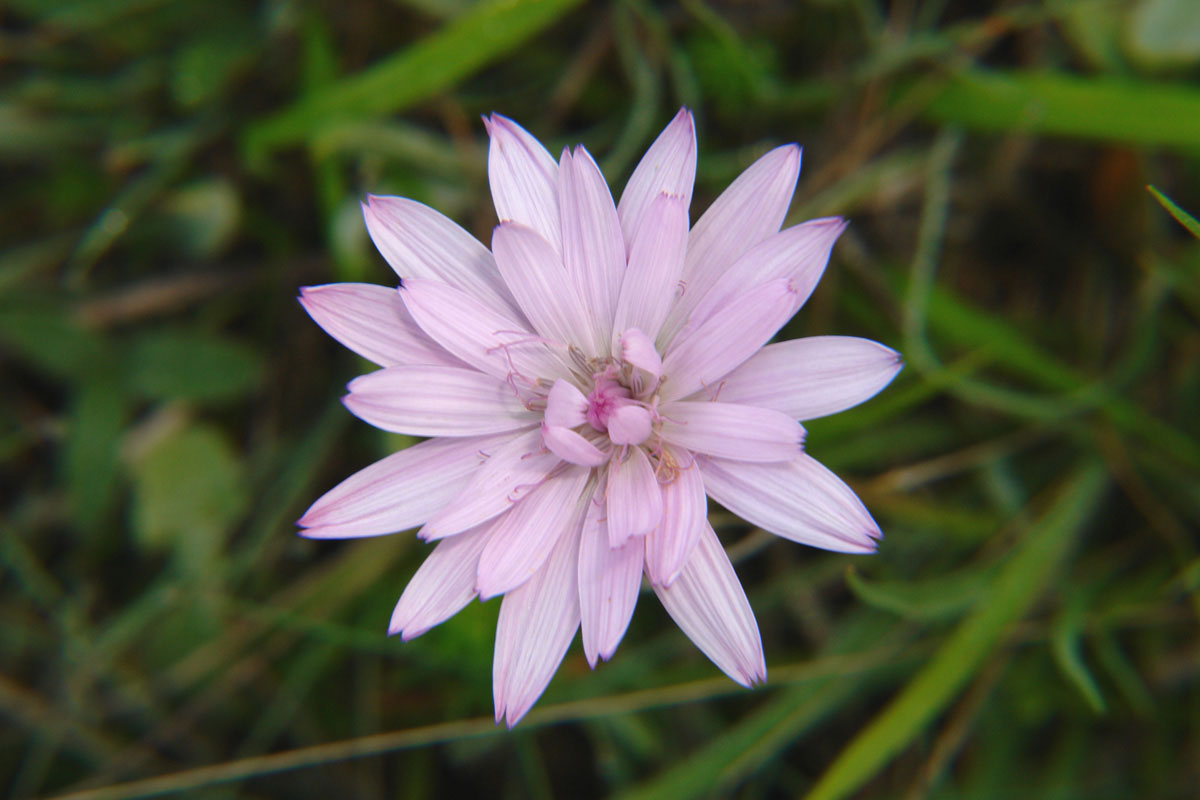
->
[298, 283, 457, 368]
[700, 454, 882, 553]
[645, 448, 706, 586]
[298, 435, 499, 539]
[389, 525, 492, 639]
[492, 222, 601, 355]
[542, 423, 608, 467]
[363, 195, 518, 315]
[658, 401, 804, 463]
[344, 365, 538, 437]
[661, 278, 800, 402]
[654, 523, 766, 687]
[660, 144, 801, 344]
[617, 108, 697, 250]
[487, 113, 561, 254]
[606, 445, 663, 547]
[421, 428, 559, 540]
[718, 336, 904, 421]
[559, 146, 625, 343]
[476, 466, 591, 599]
[493, 513, 581, 728]
[612, 192, 689, 347]
[578, 480, 644, 666]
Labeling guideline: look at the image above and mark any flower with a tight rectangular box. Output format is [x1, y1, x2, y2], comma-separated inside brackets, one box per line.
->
[297, 108, 903, 727]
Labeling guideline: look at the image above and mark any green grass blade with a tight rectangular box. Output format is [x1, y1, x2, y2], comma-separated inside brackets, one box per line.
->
[1147, 185, 1200, 238]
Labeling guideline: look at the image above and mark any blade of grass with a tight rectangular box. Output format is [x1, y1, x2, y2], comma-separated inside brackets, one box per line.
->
[1147, 185, 1200, 238]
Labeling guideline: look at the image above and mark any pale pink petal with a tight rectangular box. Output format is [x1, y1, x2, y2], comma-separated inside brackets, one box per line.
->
[700, 454, 882, 553]
[476, 466, 591, 599]
[578, 480, 643, 666]
[606, 446, 662, 547]
[399, 277, 562, 387]
[545, 378, 589, 428]
[298, 435, 500, 539]
[606, 404, 652, 446]
[660, 144, 801, 343]
[492, 222, 602, 355]
[718, 336, 904, 420]
[421, 428, 558, 540]
[298, 283, 458, 368]
[654, 522, 766, 687]
[658, 401, 804, 462]
[493, 514, 581, 727]
[645, 448, 706, 586]
[661, 278, 801, 402]
[344, 365, 538, 437]
[389, 525, 492, 639]
[542, 423, 608, 467]
[559, 146, 625, 343]
[612, 192, 689, 348]
[363, 196, 518, 315]
[684, 217, 846, 331]
[619, 327, 662, 380]
[617, 108, 697, 250]
[487, 113, 561, 254]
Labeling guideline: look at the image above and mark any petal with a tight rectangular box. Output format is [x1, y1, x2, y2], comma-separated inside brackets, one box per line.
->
[493, 507, 582, 727]
[421, 428, 559, 540]
[399, 277, 562, 388]
[477, 466, 591, 599]
[492, 222, 601, 355]
[545, 378, 589, 428]
[389, 525, 492, 640]
[363, 195, 518, 315]
[606, 403, 652, 446]
[559, 146, 625, 344]
[487, 113, 561, 254]
[645, 448, 706, 586]
[654, 522, 766, 687]
[619, 327, 662, 380]
[297, 435, 498, 538]
[612, 192, 689, 347]
[660, 278, 801, 402]
[298, 283, 458, 368]
[659, 401, 804, 462]
[344, 365, 538, 437]
[606, 445, 662, 547]
[700, 454, 882, 553]
[578, 481, 644, 666]
[542, 423, 608, 467]
[660, 144, 801, 343]
[718, 336, 904, 421]
[618, 108, 697, 250]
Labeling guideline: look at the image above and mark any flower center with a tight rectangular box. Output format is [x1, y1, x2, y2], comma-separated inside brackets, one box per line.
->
[585, 367, 652, 446]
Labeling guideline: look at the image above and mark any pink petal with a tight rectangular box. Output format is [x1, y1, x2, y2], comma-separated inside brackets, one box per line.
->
[421, 427, 559, 540]
[298, 283, 457, 368]
[298, 435, 499, 538]
[344, 365, 538, 437]
[487, 113, 561, 254]
[654, 522, 766, 687]
[660, 277, 800, 402]
[559, 146, 625, 343]
[476, 466, 591, 599]
[363, 196, 518, 315]
[606, 446, 662, 547]
[606, 403, 652, 446]
[658, 401, 804, 462]
[660, 144, 801, 343]
[399, 277, 562, 388]
[645, 447, 706, 586]
[542, 423, 608, 467]
[718, 336, 904, 421]
[699, 454, 882, 553]
[544, 378, 589, 428]
[617, 108, 697, 250]
[578, 480, 644, 666]
[612, 192, 689, 347]
[619, 327, 662, 380]
[493, 507, 582, 727]
[389, 525, 492, 640]
[492, 222, 601, 355]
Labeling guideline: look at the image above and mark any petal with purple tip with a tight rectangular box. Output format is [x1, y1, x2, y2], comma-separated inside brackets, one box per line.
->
[578, 479, 643, 666]
[389, 525, 492, 640]
[645, 449, 707, 586]
[617, 108, 697, 249]
[659, 401, 804, 463]
[487, 113, 561, 254]
[612, 192, 689, 347]
[559, 146, 625, 342]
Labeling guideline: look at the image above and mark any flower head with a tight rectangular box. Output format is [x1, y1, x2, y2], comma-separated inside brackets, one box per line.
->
[298, 109, 903, 726]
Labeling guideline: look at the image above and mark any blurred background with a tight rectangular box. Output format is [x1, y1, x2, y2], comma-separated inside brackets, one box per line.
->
[3, 0, 1199, 797]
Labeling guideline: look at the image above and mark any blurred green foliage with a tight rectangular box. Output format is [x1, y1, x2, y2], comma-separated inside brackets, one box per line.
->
[2, 0, 1199, 798]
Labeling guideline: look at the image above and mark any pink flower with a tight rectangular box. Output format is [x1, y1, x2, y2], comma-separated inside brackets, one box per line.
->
[298, 109, 902, 727]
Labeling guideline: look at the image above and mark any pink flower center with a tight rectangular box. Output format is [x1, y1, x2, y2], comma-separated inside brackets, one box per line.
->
[585, 372, 631, 431]
[586, 368, 653, 446]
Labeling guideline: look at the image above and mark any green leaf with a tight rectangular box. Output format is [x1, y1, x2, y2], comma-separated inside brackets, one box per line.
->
[1147, 185, 1200, 238]
[64, 376, 128, 532]
[845, 562, 994, 622]
[0, 304, 114, 379]
[124, 330, 263, 403]
[1051, 603, 1106, 714]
